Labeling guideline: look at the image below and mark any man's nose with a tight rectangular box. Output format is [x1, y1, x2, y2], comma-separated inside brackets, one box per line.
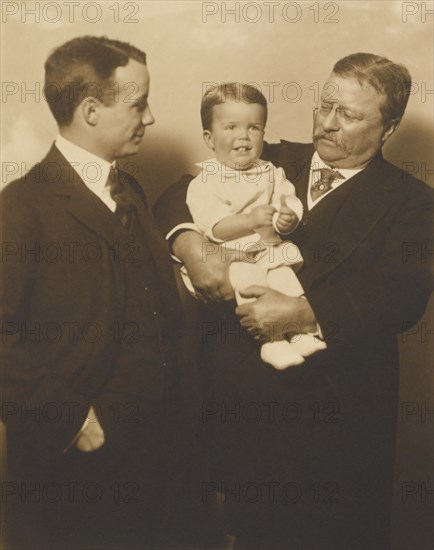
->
[321, 108, 340, 131]
[141, 106, 155, 126]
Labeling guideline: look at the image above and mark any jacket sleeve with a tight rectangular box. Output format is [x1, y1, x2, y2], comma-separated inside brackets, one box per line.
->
[306, 184, 433, 345]
[1, 182, 86, 458]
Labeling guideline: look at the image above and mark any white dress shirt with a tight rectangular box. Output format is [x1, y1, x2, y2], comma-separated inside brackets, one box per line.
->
[55, 134, 117, 212]
[307, 151, 364, 210]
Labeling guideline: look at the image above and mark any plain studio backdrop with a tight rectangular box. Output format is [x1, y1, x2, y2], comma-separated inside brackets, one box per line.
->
[1, 1, 433, 548]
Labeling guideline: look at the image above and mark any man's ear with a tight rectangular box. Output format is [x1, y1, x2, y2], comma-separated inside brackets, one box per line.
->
[381, 118, 400, 144]
[80, 97, 100, 126]
[203, 130, 215, 151]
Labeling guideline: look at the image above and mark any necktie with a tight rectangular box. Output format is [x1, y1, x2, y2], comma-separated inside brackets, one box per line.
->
[311, 167, 344, 201]
[106, 165, 134, 228]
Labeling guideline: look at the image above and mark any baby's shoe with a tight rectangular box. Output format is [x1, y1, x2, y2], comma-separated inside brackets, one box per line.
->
[290, 333, 327, 357]
[261, 340, 305, 370]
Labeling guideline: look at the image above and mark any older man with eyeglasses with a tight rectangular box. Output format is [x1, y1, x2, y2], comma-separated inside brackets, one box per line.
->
[154, 53, 433, 549]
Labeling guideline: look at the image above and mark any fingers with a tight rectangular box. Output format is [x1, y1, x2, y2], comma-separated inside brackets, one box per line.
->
[238, 284, 268, 300]
[278, 196, 296, 217]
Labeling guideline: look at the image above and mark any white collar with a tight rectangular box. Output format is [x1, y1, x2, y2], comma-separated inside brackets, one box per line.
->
[55, 135, 116, 211]
[310, 151, 364, 180]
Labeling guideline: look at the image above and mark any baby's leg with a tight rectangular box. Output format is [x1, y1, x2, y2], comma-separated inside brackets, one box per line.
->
[265, 264, 304, 297]
[228, 261, 268, 305]
[229, 262, 305, 369]
[266, 265, 326, 361]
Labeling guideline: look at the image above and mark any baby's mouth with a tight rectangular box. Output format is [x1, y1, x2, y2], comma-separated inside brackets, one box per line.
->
[234, 146, 251, 152]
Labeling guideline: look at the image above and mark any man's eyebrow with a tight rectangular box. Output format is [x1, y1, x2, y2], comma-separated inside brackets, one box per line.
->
[132, 93, 148, 103]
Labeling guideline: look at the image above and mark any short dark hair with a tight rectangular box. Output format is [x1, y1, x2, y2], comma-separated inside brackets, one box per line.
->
[200, 82, 268, 130]
[332, 53, 412, 126]
[44, 36, 147, 126]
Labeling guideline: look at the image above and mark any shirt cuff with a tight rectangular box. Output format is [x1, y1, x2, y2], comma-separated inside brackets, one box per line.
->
[300, 295, 327, 346]
[315, 322, 326, 342]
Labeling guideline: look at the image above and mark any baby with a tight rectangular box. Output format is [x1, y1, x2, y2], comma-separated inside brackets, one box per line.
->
[184, 83, 325, 369]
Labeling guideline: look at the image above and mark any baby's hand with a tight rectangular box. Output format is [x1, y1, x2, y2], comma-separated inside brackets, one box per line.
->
[276, 195, 299, 234]
[248, 205, 276, 229]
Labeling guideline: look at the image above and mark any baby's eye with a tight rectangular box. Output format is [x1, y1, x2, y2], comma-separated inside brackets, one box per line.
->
[249, 125, 261, 131]
[225, 125, 236, 130]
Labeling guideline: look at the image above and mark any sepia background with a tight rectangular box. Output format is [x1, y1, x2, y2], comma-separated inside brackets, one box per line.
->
[2, 1, 433, 548]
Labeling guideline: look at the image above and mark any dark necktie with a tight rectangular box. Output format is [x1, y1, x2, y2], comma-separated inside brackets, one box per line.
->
[106, 165, 134, 228]
[311, 167, 344, 201]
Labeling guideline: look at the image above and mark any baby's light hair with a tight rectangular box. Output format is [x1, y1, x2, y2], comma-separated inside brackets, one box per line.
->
[201, 82, 268, 130]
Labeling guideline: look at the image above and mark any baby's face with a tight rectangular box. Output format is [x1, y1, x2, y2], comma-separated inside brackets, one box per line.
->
[204, 100, 266, 169]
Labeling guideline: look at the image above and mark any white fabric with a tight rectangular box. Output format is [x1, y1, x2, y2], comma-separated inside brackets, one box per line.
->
[229, 261, 325, 370]
[55, 134, 117, 212]
[186, 159, 303, 242]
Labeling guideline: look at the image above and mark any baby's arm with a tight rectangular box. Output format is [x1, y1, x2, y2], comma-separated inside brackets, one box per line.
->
[272, 167, 304, 235]
[213, 204, 276, 241]
[275, 195, 299, 234]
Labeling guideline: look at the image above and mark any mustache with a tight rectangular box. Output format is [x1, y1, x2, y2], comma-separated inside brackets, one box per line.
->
[313, 131, 336, 142]
[313, 132, 347, 151]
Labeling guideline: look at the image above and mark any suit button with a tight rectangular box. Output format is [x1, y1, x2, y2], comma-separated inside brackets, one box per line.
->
[302, 218, 309, 226]
[144, 287, 148, 291]
[153, 311, 157, 316]
[162, 362, 168, 367]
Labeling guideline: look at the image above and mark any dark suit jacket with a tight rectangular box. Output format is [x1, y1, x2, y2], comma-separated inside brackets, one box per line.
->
[153, 141, 433, 547]
[1, 144, 182, 463]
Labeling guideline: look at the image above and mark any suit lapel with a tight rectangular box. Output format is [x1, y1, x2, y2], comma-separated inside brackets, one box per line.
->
[277, 141, 314, 211]
[44, 145, 127, 248]
[293, 157, 312, 212]
[303, 152, 398, 286]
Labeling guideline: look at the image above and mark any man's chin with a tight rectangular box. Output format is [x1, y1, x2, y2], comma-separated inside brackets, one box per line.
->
[315, 139, 344, 162]
[115, 145, 141, 159]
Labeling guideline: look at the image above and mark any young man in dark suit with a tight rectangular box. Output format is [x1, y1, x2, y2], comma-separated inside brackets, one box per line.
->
[153, 53, 433, 548]
[1, 36, 187, 549]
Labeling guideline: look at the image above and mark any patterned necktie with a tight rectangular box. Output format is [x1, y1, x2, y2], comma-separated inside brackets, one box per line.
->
[106, 165, 134, 228]
[311, 167, 344, 201]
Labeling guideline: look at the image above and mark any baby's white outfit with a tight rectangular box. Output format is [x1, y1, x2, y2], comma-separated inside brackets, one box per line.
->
[184, 159, 326, 368]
